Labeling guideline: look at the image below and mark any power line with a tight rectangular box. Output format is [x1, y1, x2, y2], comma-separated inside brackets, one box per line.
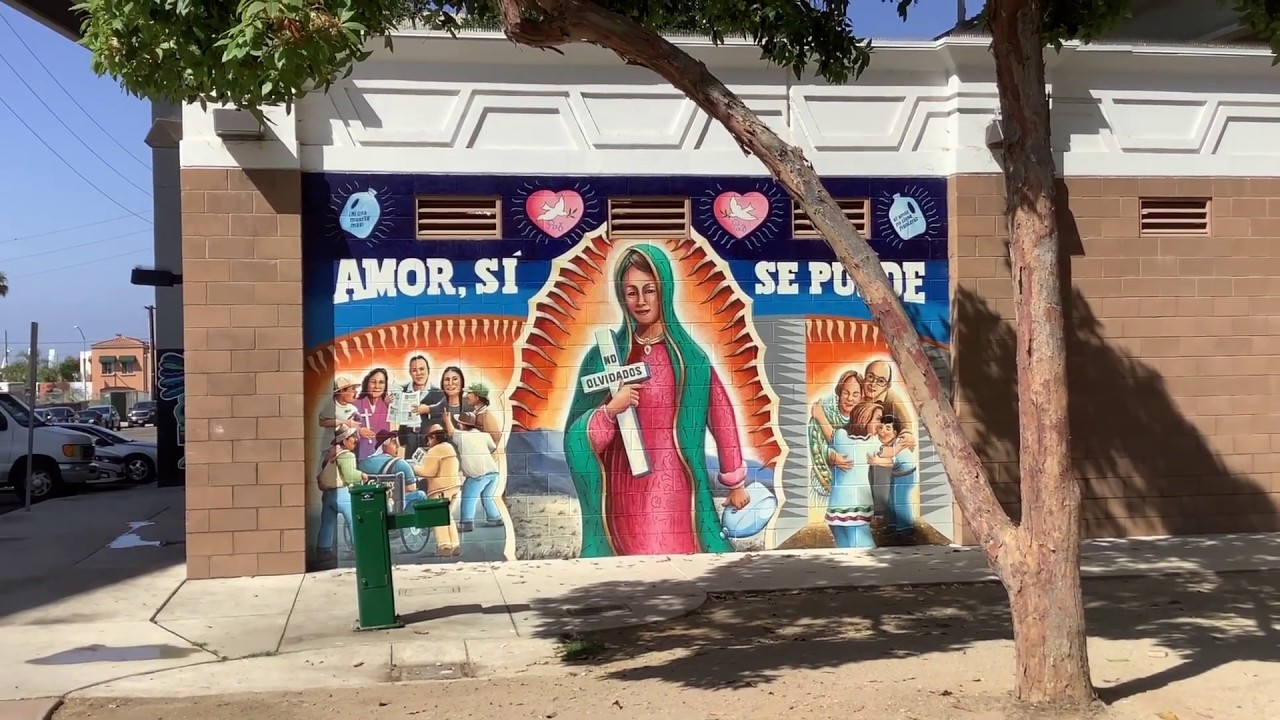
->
[1, 213, 151, 246]
[21, 247, 151, 279]
[0, 50, 152, 197]
[3, 228, 151, 264]
[0, 13, 152, 170]
[0, 93, 150, 221]
[0, 338, 148, 346]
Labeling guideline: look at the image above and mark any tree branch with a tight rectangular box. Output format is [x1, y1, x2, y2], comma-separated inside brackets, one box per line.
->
[496, 0, 1018, 560]
[497, 0, 573, 49]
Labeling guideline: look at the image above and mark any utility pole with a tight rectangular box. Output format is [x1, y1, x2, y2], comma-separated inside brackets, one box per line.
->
[74, 325, 88, 403]
[144, 305, 158, 401]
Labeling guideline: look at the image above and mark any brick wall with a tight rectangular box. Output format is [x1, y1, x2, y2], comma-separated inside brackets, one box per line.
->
[180, 168, 308, 579]
[951, 174, 1280, 540]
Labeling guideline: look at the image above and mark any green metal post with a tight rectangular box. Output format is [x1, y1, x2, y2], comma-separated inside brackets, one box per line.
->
[350, 483, 400, 630]
[349, 482, 454, 632]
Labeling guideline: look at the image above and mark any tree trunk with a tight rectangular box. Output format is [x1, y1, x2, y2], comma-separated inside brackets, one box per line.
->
[496, 0, 1016, 562]
[988, 0, 1094, 705]
[496, 0, 1089, 707]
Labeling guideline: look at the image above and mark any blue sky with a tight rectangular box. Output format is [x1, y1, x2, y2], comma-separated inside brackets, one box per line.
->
[0, 0, 958, 364]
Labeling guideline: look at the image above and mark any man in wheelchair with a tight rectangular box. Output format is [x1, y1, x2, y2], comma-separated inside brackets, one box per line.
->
[359, 429, 462, 558]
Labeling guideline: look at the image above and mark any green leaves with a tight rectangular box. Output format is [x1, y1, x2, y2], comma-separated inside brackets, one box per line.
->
[1228, 0, 1280, 64]
[76, 0, 1280, 115]
[75, 0, 413, 110]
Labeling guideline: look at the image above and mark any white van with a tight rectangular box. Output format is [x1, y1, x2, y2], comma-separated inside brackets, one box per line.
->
[0, 392, 98, 501]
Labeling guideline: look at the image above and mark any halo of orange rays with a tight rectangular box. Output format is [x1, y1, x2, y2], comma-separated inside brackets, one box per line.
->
[508, 232, 785, 469]
[805, 316, 922, 427]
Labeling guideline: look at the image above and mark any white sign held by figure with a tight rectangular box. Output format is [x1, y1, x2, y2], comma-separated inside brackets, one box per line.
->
[580, 329, 651, 476]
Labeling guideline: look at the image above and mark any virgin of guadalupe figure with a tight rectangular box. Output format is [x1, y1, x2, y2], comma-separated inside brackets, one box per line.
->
[563, 243, 751, 558]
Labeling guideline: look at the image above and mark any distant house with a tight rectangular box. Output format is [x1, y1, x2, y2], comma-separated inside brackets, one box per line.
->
[91, 334, 152, 409]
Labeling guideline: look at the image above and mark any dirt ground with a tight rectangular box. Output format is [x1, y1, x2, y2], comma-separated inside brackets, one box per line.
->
[56, 571, 1280, 720]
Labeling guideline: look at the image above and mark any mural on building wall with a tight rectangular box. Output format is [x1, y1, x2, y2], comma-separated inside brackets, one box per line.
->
[155, 350, 186, 481]
[301, 173, 952, 570]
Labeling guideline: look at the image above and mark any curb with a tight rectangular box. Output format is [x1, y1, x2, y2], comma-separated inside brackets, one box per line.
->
[0, 698, 63, 720]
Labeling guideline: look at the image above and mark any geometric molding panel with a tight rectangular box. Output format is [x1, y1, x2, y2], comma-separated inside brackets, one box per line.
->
[334, 82, 587, 150]
[570, 91, 697, 148]
[1097, 94, 1212, 152]
[792, 87, 952, 151]
[1096, 92, 1280, 155]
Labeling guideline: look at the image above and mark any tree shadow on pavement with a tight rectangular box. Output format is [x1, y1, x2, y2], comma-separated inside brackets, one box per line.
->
[515, 188, 1280, 703]
[525, 555, 1280, 703]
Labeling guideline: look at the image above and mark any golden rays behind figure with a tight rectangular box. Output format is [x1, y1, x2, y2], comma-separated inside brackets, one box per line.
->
[508, 231, 786, 471]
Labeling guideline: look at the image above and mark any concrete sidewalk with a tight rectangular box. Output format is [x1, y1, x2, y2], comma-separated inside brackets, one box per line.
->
[4, 486, 1280, 715]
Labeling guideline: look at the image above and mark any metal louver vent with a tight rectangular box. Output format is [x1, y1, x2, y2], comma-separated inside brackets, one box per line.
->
[1139, 198, 1210, 237]
[793, 198, 870, 238]
[416, 196, 502, 239]
[608, 197, 690, 237]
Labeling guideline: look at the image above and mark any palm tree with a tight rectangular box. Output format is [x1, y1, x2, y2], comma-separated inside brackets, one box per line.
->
[0, 270, 7, 297]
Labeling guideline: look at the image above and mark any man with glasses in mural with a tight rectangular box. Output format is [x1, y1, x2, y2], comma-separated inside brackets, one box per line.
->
[862, 360, 910, 423]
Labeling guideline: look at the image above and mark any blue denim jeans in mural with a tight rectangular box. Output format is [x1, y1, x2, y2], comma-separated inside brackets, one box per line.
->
[317, 488, 353, 552]
[403, 489, 426, 508]
[887, 470, 919, 535]
[831, 525, 875, 548]
[460, 472, 501, 523]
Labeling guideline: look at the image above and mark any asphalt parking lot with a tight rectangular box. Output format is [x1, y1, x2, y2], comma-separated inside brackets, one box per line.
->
[0, 424, 158, 516]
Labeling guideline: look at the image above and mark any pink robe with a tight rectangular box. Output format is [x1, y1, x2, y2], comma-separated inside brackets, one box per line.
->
[354, 396, 390, 459]
[585, 341, 747, 555]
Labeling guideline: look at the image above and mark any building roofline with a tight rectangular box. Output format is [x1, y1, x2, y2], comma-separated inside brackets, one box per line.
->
[2, 0, 81, 39]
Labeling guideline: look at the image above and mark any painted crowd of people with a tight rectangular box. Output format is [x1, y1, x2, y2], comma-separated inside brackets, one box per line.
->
[311, 355, 504, 567]
[809, 360, 922, 548]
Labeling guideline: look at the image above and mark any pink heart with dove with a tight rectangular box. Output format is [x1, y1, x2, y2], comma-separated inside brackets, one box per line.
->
[526, 190, 585, 238]
[713, 192, 769, 239]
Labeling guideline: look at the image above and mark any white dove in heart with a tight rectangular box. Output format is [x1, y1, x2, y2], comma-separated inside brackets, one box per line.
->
[537, 195, 570, 222]
[727, 196, 757, 221]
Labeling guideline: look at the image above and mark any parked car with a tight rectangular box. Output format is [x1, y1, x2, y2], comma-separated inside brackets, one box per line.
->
[73, 410, 104, 427]
[126, 400, 157, 428]
[94, 448, 127, 482]
[75, 406, 122, 431]
[39, 406, 77, 424]
[0, 392, 98, 501]
[56, 423, 158, 484]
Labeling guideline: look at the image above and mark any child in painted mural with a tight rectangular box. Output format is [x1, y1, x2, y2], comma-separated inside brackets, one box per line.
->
[315, 426, 369, 569]
[823, 401, 885, 548]
[563, 243, 753, 558]
[809, 363, 916, 492]
[868, 414, 919, 544]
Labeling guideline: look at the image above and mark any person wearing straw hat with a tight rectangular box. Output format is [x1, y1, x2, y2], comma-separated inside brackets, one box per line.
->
[315, 425, 368, 568]
[315, 376, 360, 483]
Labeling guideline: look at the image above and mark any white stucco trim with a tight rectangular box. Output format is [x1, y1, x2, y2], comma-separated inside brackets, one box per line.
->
[180, 35, 1280, 178]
